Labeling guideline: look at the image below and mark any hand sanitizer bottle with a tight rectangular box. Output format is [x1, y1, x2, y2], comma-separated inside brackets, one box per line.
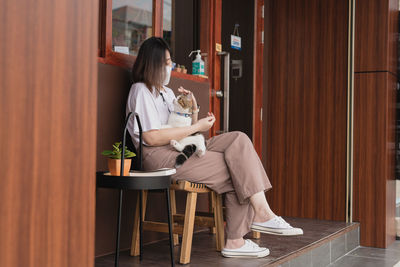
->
[188, 50, 204, 75]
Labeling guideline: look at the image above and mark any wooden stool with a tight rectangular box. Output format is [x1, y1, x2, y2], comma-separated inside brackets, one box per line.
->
[131, 180, 224, 264]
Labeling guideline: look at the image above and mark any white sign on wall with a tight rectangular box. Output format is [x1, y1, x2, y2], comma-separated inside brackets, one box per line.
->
[231, 35, 241, 50]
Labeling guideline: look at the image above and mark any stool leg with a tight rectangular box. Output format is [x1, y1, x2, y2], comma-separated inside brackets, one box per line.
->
[115, 189, 123, 267]
[180, 192, 197, 264]
[209, 192, 216, 234]
[130, 190, 148, 256]
[252, 231, 261, 239]
[169, 189, 179, 246]
[213, 192, 225, 251]
[166, 189, 175, 267]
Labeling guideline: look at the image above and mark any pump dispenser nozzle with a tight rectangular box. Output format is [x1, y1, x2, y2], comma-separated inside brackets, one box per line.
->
[188, 50, 201, 58]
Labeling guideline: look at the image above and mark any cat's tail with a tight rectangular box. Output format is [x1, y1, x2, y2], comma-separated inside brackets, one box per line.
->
[175, 144, 197, 168]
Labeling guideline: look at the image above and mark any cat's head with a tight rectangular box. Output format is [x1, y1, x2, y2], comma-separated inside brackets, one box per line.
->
[173, 94, 194, 113]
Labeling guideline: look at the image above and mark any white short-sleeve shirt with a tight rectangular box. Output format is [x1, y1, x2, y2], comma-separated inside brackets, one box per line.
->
[126, 82, 176, 147]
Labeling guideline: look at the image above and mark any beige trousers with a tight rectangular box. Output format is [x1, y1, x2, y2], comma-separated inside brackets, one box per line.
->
[141, 131, 272, 239]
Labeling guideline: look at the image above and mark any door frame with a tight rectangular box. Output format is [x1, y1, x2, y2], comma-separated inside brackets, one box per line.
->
[253, 0, 264, 157]
[199, 0, 222, 137]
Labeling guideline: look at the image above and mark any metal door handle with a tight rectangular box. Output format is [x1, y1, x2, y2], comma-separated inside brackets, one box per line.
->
[217, 51, 230, 133]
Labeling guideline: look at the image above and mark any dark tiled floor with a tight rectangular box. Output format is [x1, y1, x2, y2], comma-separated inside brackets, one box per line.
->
[95, 217, 357, 267]
[329, 241, 400, 267]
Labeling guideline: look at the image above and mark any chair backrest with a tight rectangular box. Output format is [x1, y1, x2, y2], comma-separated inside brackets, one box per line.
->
[125, 130, 141, 171]
[121, 112, 143, 172]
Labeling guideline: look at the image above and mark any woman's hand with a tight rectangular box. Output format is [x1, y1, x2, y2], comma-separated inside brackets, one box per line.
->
[195, 112, 215, 132]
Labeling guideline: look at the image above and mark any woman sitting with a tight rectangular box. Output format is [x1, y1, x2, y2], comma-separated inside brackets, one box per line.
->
[126, 37, 303, 258]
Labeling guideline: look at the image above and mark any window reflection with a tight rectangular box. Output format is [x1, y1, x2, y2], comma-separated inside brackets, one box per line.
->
[112, 0, 153, 56]
[163, 0, 173, 48]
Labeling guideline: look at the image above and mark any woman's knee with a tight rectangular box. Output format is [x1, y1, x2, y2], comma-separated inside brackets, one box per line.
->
[230, 131, 251, 143]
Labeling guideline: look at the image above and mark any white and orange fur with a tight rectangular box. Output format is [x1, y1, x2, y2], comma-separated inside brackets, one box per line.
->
[162, 94, 206, 157]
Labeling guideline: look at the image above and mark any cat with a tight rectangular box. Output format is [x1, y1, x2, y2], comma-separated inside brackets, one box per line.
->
[161, 94, 206, 168]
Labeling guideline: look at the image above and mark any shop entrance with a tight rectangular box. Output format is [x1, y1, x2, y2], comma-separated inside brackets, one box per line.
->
[220, 0, 255, 139]
[204, 0, 264, 155]
[165, 0, 264, 154]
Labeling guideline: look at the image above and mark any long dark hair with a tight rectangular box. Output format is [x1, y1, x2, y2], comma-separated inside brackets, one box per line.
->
[132, 37, 171, 92]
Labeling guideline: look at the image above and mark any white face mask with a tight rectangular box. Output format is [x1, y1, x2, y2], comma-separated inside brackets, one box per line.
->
[163, 65, 172, 85]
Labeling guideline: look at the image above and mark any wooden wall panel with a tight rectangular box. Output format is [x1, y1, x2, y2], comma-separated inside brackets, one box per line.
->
[355, 0, 398, 74]
[0, 0, 98, 266]
[263, 0, 348, 220]
[353, 72, 396, 248]
[96, 63, 134, 256]
[353, 0, 398, 248]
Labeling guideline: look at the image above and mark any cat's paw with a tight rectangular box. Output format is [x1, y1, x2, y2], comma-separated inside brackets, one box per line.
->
[170, 140, 183, 151]
[170, 139, 178, 146]
[197, 149, 206, 157]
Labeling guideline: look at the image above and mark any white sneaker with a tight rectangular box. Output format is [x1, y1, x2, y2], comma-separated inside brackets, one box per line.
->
[251, 216, 304, 236]
[221, 239, 270, 258]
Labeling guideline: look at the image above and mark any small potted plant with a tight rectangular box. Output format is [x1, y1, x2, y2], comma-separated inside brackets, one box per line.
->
[176, 64, 182, 72]
[181, 65, 187, 74]
[102, 142, 136, 176]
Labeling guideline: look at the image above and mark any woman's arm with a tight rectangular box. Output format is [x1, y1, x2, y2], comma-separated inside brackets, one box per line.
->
[143, 113, 215, 146]
[191, 101, 199, 123]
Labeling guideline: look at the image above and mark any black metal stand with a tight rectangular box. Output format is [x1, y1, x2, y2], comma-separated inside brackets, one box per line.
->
[97, 112, 175, 267]
[115, 189, 123, 267]
[166, 189, 174, 267]
[97, 173, 175, 267]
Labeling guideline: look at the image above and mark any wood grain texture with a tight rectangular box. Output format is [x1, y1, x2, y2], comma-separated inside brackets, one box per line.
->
[211, 0, 222, 136]
[199, 0, 217, 138]
[253, 0, 265, 157]
[0, 0, 98, 266]
[171, 70, 208, 83]
[387, 0, 399, 75]
[153, 0, 163, 37]
[353, 72, 396, 248]
[180, 192, 197, 264]
[264, 0, 348, 220]
[354, 0, 399, 74]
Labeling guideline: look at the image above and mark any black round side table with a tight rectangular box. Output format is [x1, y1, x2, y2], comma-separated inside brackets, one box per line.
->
[96, 171, 175, 267]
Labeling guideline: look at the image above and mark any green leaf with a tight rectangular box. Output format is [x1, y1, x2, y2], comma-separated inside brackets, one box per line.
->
[102, 141, 136, 159]
[101, 150, 114, 156]
[124, 151, 136, 158]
